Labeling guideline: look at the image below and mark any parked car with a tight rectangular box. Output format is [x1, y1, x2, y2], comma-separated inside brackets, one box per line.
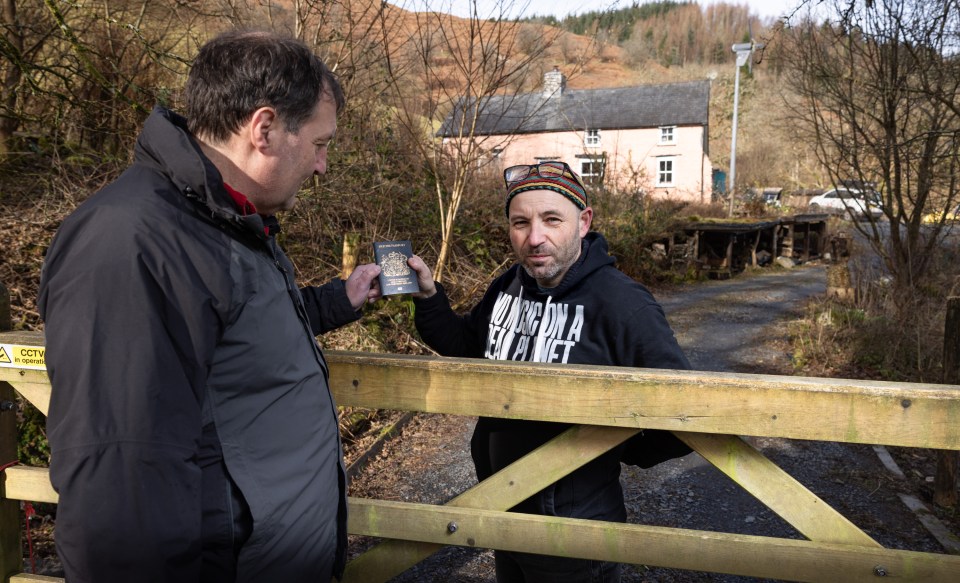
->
[746, 187, 784, 208]
[808, 188, 883, 219]
[922, 203, 960, 224]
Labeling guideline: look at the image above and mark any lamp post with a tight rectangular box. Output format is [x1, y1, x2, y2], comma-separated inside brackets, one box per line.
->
[728, 41, 762, 217]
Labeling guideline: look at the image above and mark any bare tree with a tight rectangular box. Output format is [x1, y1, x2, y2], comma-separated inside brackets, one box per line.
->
[0, 0, 56, 157]
[378, 0, 561, 282]
[0, 0, 22, 156]
[782, 0, 960, 303]
[0, 1, 253, 158]
[20, 0, 213, 155]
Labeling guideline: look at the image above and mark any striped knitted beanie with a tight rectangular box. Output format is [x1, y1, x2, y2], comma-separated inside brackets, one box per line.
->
[505, 171, 588, 216]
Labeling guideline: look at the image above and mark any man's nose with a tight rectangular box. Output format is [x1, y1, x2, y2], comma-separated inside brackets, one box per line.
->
[315, 150, 328, 175]
[528, 221, 547, 246]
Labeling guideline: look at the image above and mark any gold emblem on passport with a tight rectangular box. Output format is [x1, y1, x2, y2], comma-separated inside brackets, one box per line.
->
[381, 251, 412, 278]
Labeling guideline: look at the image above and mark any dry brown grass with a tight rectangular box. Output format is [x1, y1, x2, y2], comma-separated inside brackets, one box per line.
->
[0, 153, 121, 330]
[788, 228, 960, 384]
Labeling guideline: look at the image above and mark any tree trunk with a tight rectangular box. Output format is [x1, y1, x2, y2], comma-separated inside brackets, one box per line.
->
[0, 0, 22, 157]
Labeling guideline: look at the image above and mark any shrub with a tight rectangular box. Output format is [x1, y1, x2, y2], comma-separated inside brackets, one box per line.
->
[789, 227, 960, 383]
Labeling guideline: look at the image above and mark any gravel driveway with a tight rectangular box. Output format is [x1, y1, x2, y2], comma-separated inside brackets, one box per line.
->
[347, 263, 952, 582]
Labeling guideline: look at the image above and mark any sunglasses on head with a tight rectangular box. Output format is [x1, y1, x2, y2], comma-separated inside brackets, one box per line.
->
[503, 161, 583, 189]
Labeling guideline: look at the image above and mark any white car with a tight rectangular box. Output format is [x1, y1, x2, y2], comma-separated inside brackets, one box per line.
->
[808, 188, 883, 219]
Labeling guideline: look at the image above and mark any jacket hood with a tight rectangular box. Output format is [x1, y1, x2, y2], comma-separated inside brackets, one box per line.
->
[134, 106, 269, 240]
[518, 231, 615, 297]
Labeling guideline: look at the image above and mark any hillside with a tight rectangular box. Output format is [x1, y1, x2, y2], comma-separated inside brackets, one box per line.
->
[377, 1, 813, 191]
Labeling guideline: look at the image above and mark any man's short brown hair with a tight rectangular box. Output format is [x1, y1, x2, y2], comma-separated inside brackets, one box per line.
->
[185, 30, 344, 142]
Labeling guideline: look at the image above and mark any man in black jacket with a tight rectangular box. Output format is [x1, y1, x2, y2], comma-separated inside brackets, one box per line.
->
[38, 31, 381, 583]
[408, 161, 691, 582]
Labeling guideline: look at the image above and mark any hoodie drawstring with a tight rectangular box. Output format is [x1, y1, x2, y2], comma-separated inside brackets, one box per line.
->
[532, 295, 552, 362]
[511, 287, 524, 334]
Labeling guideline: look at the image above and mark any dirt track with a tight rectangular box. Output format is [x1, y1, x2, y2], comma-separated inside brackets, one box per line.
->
[347, 262, 956, 582]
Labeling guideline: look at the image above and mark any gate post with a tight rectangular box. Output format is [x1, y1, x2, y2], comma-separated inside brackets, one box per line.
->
[0, 281, 23, 580]
[341, 232, 361, 280]
[934, 297, 960, 507]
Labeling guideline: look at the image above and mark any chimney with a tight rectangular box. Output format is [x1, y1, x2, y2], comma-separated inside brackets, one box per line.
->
[543, 66, 566, 99]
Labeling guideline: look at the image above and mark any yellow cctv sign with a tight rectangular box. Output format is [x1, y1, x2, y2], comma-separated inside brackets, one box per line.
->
[0, 343, 46, 370]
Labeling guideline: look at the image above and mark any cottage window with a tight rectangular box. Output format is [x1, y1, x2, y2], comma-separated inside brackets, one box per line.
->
[657, 157, 676, 186]
[580, 158, 605, 185]
[585, 129, 601, 147]
[660, 126, 675, 144]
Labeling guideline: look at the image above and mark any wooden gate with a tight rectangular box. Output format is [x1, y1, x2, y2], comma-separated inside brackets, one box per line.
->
[2, 331, 960, 582]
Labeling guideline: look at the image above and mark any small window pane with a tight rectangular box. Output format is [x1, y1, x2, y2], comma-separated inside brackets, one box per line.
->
[657, 159, 674, 185]
[581, 158, 605, 185]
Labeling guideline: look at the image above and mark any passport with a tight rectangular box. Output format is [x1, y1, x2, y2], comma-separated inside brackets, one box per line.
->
[373, 240, 420, 296]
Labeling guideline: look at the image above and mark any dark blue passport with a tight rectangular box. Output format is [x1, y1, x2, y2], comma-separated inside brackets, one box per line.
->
[373, 240, 420, 296]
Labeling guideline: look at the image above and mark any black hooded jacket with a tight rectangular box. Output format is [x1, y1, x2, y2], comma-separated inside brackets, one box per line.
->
[38, 107, 357, 582]
[414, 232, 691, 519]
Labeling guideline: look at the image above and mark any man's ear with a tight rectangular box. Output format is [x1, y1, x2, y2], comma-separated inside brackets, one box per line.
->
[248, 107, 277, 151]
[579, 207, 593, 237]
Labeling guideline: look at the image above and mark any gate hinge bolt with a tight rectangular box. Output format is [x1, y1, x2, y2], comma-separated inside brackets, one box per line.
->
[447, 522, 458, 534]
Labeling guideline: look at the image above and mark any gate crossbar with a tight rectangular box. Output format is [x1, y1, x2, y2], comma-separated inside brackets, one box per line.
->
[348, 498, 960, 582]
[328, 352, 960, 449]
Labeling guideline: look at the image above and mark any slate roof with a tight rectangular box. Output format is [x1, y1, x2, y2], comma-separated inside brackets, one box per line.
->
[437, 79, 710, 137]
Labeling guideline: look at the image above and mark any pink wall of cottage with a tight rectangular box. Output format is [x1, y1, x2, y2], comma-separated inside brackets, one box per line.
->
[458, 125, 713, 204]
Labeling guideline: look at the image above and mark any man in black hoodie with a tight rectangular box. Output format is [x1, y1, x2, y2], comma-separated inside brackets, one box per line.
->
[408, 160, 691, 582]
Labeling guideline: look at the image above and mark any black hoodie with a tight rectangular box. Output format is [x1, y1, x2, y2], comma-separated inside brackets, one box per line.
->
[414, 232, 691, 521]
